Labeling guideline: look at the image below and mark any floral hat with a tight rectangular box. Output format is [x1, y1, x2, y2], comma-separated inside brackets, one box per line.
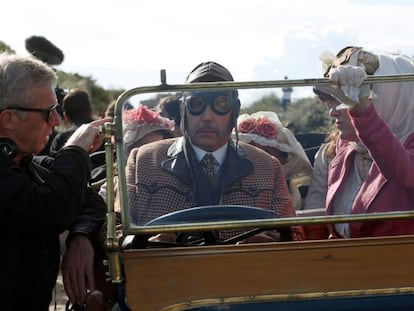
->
[235, 111, 312, 179]
[123, 104, 175, 153]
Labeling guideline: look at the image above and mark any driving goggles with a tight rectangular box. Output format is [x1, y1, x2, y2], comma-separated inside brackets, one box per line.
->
[4, 103, 59, 122]
[184, 91, 237, 116]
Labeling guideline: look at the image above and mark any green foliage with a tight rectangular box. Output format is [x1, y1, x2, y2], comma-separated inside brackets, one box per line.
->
[0, 41, 15, 54]
[284, 97, 332, 134]
[241, 93, 281, 114]
[240, 92, 332, 135]
[56, 70, 124, 117]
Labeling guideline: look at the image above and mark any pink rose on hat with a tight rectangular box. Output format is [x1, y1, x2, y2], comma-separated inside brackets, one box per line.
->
[123, 105, 175, 148]
[124, 105, 175, 131]
[238, 117, 278, 140]
[257, 118, 278, 139]
[238, 118, 257, 134]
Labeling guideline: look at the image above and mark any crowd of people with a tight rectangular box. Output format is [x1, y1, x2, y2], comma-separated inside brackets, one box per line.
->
[2, 44, 414, 310]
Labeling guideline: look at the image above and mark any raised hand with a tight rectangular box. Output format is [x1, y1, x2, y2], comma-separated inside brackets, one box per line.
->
[328, 65, 370, 109]
[65, 117, 112, 153]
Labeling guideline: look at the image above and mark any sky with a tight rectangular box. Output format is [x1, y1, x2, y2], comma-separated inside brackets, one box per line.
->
[2, 0, 414, 106]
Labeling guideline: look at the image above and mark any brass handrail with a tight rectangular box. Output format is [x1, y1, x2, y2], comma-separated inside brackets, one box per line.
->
[123, 210, 414, 235]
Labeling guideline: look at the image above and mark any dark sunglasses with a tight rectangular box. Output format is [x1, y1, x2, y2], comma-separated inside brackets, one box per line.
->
[184, 91, 237, 116]
[5, 103, 59, 122]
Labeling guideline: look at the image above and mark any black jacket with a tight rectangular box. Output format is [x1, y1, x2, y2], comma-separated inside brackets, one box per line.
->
[0, 146, 106, 311]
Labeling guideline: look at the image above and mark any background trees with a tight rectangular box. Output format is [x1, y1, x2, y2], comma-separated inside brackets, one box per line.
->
[1, 38, 331, 134]
[240, 92, 332, 134]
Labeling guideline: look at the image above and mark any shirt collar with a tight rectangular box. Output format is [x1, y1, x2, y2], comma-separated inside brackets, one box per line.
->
[191, 143, 228, 167]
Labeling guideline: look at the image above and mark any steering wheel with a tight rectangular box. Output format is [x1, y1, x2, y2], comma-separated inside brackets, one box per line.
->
[125, 205, 292, 248]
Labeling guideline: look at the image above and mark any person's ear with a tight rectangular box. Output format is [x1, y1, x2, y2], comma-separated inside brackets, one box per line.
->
[0, 110, 18, 130]
[63, 112, 70, 122]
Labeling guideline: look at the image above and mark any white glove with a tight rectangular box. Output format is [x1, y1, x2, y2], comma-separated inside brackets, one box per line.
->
[328, 65, 370, 109]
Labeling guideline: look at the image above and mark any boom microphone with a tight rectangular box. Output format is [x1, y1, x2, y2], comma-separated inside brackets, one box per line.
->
[25, 35, 64, 66]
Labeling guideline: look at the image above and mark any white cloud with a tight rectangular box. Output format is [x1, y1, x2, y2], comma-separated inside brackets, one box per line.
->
[2, 0, 414, 106]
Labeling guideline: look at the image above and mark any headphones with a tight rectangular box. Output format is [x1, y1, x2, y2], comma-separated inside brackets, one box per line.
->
[0, 138, 17, 159]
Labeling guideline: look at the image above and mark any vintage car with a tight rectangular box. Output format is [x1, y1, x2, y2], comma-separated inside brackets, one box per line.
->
[100, 72, 414, 311]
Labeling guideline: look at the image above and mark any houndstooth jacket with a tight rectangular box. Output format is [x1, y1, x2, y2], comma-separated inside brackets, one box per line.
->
[125, 137, 303, 240]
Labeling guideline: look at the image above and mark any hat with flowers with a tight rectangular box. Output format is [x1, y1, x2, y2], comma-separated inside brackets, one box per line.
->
[123, 104, 175, 153]
[235, 111, 312, 179]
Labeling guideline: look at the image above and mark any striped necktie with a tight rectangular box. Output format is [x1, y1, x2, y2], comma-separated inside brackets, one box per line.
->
[201, 153, 218, 183]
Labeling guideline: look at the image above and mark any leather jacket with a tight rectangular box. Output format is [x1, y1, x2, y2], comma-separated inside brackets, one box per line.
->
[0, 146, 106, 310]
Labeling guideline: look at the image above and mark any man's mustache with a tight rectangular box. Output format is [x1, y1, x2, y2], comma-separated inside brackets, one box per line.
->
[196, 125, 218, 133]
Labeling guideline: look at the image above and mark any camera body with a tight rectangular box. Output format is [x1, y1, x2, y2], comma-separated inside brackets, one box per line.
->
[55, 86, 67, 118]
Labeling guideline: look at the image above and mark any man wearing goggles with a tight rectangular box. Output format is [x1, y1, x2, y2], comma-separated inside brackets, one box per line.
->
[184, 90, 237, 116]
[125, 61, 303, 244]
[182, 90, 238, 153]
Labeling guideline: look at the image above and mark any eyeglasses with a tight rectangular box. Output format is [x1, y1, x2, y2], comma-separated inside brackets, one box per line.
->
[184, 91, 237, 116]
[5, 103, 59, 122]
